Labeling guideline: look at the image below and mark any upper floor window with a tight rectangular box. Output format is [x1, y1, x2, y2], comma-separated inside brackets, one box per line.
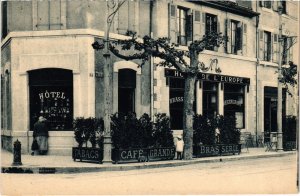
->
[230, 20, 241, 54]
[282, 36, 294, 65]
[1, 1, 8, 39]
[263, 31, 271, 61]
[226, 19, 246, 55]
[205, 13, 218, 50]
[279, 1, 287, 14]
[177, 7, 188, 46]
[260, 1, 272, 9]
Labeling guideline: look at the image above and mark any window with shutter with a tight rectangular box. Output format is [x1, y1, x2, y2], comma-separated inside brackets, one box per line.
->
[263, 31, 271, 61]
[205, 13, 218, 51]
[176, 7, 188, 45]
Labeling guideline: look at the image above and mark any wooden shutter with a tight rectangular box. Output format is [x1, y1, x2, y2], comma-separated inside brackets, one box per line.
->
[242, 23, 247, 56]
[128, 1, 135, 32]
[259, 30, 264, 60]
[225, 19, 231, 54]
[168, 3, 177, 44]
[288, 37, 293, 62]
[272, 34, 278, 63]
[200, 12, 206, 40]
[214, 17, 220, 51]
[193, 10, 201, 41]
[118, 1, 129, 34]
[236, 22, 242, 52]
[37, 1, 49, 30]
[49, 0, 61, 30]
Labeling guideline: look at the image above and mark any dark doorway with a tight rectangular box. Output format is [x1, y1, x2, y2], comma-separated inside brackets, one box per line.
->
[118, 69, 136, 115]
[169, 77, 185, 130]
[264, 87, 286, 142]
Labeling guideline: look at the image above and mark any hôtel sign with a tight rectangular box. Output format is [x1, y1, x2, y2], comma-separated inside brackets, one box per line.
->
[165, 68, 250, 85]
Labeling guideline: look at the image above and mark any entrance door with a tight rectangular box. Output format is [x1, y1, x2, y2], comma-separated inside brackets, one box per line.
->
[264, 97, 277, 142]
[264, 87, 286, 142]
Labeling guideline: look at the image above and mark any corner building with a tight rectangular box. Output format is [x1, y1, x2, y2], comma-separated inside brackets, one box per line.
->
[1, 1, 298, 155]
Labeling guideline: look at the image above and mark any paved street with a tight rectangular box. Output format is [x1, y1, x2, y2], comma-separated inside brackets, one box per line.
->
[1, 154, 298, 195]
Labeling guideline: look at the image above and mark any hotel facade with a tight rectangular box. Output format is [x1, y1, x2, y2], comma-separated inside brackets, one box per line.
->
[1, 0, 298, 155]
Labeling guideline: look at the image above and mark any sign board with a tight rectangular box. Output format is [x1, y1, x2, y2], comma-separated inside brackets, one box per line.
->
[194, 144, 241, 157]
[165, 68, 250, 85]
[113, 147, 176, 163]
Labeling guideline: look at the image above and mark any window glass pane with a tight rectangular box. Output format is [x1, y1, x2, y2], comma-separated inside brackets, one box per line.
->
[224, 84, 245, 128]
[29, 69, 73, 131]
[118, 69, 136, 115]
[203, 81, 218, 117]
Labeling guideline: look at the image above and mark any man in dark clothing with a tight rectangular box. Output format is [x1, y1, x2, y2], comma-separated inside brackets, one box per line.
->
[33, 116, 49, 155]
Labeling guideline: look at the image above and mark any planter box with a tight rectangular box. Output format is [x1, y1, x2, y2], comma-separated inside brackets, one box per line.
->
[72, 147, 103, 163]
[283, 141, 297, 151]
[112, 146, 175, 164]
[193, 144, 241, 158]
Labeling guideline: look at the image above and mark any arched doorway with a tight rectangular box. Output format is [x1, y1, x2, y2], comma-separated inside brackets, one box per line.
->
[118, 69, 136, 115]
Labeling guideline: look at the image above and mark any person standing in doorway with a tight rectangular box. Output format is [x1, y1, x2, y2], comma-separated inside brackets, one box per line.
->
[33, 116, 49, 155]
[176, 136, 184, 160]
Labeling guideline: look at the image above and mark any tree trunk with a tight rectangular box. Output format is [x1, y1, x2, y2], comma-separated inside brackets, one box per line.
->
[183, 74, 196, 160]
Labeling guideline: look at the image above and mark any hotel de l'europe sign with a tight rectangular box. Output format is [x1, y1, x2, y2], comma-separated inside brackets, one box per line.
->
[164, 69, 250, 85]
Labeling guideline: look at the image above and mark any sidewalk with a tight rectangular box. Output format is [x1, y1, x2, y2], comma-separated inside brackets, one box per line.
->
[1, 148, 296, 174]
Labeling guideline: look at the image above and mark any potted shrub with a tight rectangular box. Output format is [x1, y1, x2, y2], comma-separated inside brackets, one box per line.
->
[111, 113, 175, 163]
[193, 115, 241, 157]
[72, 117, 104, 163]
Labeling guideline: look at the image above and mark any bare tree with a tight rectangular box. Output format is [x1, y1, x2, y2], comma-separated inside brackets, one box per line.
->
[92, 31, 224, 159]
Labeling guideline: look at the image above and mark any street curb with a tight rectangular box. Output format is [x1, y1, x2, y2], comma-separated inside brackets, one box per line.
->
[1, 151, 296, 174]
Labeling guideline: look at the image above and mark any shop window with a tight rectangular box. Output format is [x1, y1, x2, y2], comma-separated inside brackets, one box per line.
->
[169, 77, 185, 130]
[224, 84, 245, 129]
[118, 69, 136, 115]
[29, 68, 73, 131]
[203, 81, 218, 117]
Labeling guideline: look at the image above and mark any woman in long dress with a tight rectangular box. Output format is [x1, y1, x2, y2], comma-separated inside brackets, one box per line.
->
[33, 116, 49, 155]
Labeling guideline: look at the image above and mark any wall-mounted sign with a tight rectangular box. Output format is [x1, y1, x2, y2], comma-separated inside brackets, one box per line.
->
[165, 68, 250, 85]
[169, 97, 184, 104]
[224, 99, 243, 106]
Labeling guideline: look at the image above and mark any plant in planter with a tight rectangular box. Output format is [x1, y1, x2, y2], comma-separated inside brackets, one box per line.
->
[111, 112, 175, 163]
[218, 115, 240, 145]
[283, 115, 297, 150]
[193, 115, 217, 145]
[74, 117, 88, 147]
[152, 113, 174, 147]
[73, 117, 104, 163]
[193, 115, 241, 157]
